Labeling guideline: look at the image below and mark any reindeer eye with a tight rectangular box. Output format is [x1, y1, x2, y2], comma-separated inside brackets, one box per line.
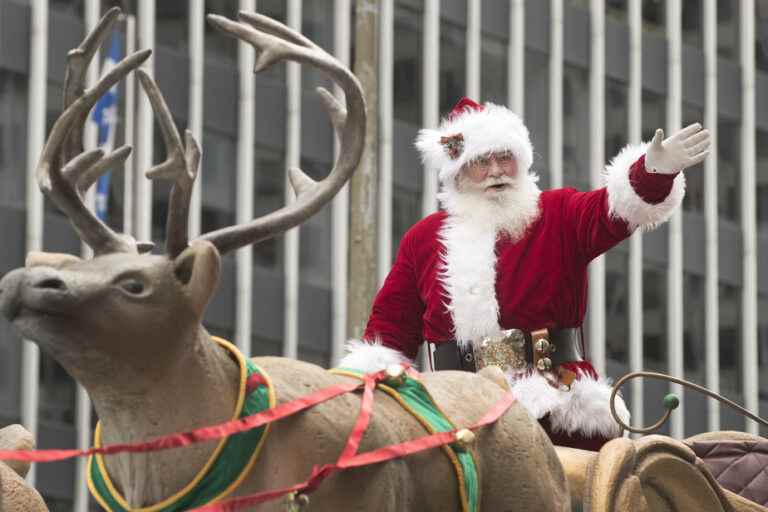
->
[119, 279, 145, 295]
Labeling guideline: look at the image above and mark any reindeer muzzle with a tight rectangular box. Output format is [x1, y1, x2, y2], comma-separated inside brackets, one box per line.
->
[0, 267, 78, 321]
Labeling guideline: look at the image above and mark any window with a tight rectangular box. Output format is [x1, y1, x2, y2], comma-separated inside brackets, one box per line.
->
[393, 5, 422, 125]
[0, 72, 27, 207]
[717, 119, 740, 222]
[682, 103, 705, 213]
[440, 18, 467, 114]
[480, 34, 507, 105]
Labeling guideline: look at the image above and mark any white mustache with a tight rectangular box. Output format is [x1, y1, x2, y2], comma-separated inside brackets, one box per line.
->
[480, 177, 515, 188]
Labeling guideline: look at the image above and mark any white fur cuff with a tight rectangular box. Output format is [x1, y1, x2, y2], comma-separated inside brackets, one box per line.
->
[508, 371, 630, 439]
[337, 339, 414, 373]
[604, 143, 686, 232]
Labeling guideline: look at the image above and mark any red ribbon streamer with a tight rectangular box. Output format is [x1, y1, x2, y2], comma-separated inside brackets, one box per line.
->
[191, 391, 517, 511]
[0, 365, 515, 512]
[0, 370, 385, 463]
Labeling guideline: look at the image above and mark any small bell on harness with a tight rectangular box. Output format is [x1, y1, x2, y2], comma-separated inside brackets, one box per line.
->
[284, 491, 310, 511]
[385, 364, 406, 387]
[453, 428, 476, 450]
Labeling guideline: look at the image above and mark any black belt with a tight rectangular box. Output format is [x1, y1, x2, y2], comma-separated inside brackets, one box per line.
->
[432, 341, 477, 371]
[431, 327, 584, 373]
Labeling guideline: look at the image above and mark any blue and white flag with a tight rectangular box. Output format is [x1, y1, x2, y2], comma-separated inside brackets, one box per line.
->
[91, 32, 122, 222]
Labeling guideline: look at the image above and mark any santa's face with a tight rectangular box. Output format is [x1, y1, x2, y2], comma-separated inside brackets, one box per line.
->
[457, 151, 519, 196]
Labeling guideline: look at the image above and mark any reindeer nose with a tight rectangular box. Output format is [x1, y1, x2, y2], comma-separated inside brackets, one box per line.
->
[31, 276, 67, 292]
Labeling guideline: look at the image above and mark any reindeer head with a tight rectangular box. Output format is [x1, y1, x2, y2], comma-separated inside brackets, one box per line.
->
[0, 7, 365, 383]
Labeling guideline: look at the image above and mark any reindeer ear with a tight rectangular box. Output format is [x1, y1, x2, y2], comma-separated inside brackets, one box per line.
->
[173, 240, 221, 316]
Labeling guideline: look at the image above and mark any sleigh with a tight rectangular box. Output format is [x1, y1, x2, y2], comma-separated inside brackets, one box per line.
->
[557, 372, 768, 511]
[558, 432, 768, 512]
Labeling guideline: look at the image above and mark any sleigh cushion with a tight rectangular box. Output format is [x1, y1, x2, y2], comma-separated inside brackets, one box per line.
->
[686, 439, 768, 507]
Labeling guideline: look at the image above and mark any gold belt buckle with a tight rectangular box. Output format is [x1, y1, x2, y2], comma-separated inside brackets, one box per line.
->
[472, 329, 528, 372]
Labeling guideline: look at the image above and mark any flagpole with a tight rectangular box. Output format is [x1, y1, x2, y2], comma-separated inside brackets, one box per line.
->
[124, 14, 136, 237]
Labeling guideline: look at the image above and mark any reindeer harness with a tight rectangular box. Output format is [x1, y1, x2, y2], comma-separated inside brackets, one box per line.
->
[87, 338, 276, 512]
[331, 369, 480, 512]
[83, 340, 482, 512]
[0, 334, 513, 512]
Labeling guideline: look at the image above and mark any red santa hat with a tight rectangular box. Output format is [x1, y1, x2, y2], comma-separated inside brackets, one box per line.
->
[415, 97, 534, 185]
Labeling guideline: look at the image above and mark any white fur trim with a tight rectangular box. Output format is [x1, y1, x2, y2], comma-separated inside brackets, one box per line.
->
[338, 339, 414, 373]
[415, 103, 534, 185]
[437, 213, 501, 345]
[436, 173, 541, 346]
[604, 143, 686, 232]
[508, 370, 630, 439]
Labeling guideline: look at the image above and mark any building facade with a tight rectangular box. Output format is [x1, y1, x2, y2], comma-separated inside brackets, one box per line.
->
[0, 0, 766, 509]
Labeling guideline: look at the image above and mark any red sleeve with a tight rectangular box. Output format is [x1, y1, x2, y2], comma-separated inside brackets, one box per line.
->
[628, 155, 679, 204]
[565, 188, 631, 262]
[363, 230, 425, 360]
[566, 155, 680, 262]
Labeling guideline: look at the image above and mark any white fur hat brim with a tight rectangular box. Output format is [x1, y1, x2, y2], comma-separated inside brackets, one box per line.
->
[415, 102, 534, 184]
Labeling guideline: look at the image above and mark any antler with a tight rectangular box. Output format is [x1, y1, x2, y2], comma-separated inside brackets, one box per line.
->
[135, 70, 201, 258]
[37, 7, 152, 255]
[200, 11, 366, 254]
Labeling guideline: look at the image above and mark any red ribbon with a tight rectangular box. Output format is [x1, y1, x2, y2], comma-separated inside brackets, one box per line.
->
[0, 366, 516, 512]
[0, 370, 385, 463]
[191, 390, 517, 511]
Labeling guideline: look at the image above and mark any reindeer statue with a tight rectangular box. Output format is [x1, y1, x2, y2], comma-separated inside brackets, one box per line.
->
[0, 8, 569, 511]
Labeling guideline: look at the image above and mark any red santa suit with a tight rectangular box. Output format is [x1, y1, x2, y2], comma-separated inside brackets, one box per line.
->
[340, 98, 686, 450]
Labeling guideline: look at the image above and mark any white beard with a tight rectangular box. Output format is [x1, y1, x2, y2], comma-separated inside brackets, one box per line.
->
[437, 171, 542, 240]
[435, 172, 542, 345]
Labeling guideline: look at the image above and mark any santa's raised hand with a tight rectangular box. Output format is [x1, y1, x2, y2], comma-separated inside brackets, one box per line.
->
[645, 123, 711, 174]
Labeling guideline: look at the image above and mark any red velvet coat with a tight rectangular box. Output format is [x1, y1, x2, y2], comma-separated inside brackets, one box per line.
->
[364, 155, 678, 360]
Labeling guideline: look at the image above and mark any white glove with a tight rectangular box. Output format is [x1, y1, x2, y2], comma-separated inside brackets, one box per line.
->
[644, 123, 711, 174]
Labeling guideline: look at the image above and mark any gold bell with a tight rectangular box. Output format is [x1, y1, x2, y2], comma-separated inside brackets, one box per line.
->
[285, 492, 310, 511]
[454, 429, 476, 449]
[534, 338, 550, 354]
[385, 364, 406, 386]
[537, 357, 552, 371]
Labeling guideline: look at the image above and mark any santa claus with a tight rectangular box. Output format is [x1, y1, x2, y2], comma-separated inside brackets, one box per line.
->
[340, 97, 710, 450]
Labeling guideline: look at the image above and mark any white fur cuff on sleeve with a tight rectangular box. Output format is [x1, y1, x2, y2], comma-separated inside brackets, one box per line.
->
[604, 143, 686, 232]
[337, 339, 414, 373]
[508, 370, 630, 439]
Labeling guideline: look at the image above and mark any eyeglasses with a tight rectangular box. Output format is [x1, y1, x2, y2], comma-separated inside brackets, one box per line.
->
[467, 151, 516, 169]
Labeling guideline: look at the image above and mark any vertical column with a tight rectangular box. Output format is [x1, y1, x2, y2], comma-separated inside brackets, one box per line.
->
[666, 0, 684, 438]
[189, 0, 205, 238]
[549, 0, 563, 188]
[284, 0, 302, 359]
[236, 0, 255, 356]
[508, 0, 525, 116]
[421, 0, 440, 369]
[588, 0, 606, 375]
[378, 0, 394, 286]
[123, 15, 137, 237]
[703, 0, 720, 432]
[627, 0, 644, 434]
[740, 0, 758, 435]
[332, 0, 351, 364]
[22, 0, 48, 487]
[466, 0, 481, 99]
[135, 0, 155, 243]
[421, 0, 440, 215]
[74, 3, 100, 506]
